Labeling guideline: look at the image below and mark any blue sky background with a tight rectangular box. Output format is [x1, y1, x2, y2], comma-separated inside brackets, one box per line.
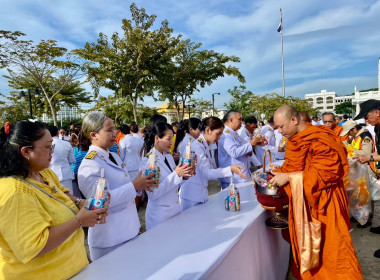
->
[1, 0, 379, 109]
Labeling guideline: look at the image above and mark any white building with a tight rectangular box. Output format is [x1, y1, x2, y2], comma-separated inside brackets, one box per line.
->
[41, 105, 83, 124]
[305, 88, 380, 115]
[201, 109, 227, 120]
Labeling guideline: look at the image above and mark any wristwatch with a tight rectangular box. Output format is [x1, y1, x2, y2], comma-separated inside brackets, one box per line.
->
[370, 155, 375, 162]
[75, 198, 82, 208]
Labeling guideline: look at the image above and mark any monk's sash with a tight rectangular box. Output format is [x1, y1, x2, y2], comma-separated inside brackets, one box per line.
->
[289, 171, 321, 275]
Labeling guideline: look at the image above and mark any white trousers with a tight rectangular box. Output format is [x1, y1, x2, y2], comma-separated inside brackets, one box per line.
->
[89, 240, 127, 261]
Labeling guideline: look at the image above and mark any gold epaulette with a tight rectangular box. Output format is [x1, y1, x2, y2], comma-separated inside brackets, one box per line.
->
[225, 129, 230, 133]
[198, 137, 203, 143]
[85, 151, 97, 160]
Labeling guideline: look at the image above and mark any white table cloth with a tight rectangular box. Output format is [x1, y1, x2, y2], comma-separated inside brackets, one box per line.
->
[73, 182, 290, 280]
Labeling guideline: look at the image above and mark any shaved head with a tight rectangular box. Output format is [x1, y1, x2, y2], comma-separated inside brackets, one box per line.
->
[274, 105, 306, 139]
[275, 105, 300, 121]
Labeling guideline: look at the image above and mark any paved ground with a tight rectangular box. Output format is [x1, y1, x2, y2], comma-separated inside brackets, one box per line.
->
[87, 180, 379, 279]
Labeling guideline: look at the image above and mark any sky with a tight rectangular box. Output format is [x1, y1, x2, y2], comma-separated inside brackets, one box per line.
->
[1, 0, 379, 109]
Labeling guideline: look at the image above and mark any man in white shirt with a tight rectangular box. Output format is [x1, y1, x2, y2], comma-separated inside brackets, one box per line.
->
[237, 116, 261, 167]
[59, 128, 71, 141]
[49, 126, 75, 193]
[256, 117, 278, 166]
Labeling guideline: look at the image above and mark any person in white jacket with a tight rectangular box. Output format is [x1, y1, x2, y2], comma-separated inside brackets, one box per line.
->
[119, 124, 144, 181]
[48, 125, 75, 193]
[78, 112, 156, 261]
[173, 118, 201, 158]
[140, 122, 191, 230]
[180, 116, 247, 210]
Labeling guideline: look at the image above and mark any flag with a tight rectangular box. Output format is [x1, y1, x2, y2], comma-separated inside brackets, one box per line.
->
[277, 15, 282, 33]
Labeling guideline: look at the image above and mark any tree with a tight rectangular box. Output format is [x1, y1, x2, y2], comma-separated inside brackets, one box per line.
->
[0, 30, 88, 126]
[225, 86, 318, 120]
[75, 3, 179, 122]
[159, 39, 245, 120]
[335, 101, 355, 115]
[223, 85, 254, 117]
[0, 92, 31, 123]
[87, 94, 157, 126]
[188, 98, 212, 118]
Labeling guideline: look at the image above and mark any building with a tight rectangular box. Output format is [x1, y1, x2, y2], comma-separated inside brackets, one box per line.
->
[41, 105, 83, 125]
[305, 88, 380, 116]
[201, 109, 227, 120]
[157, 103, 190, 124]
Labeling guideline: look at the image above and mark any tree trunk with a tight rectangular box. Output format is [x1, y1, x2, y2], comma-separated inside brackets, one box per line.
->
[48, 99, 58, 127]
[132, 97, 138, 123]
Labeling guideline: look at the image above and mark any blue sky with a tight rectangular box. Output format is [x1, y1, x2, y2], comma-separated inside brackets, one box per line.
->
[1, 0, 379, 109]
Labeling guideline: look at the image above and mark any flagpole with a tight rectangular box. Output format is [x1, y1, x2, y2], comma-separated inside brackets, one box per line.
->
[280, 8, 285, 97]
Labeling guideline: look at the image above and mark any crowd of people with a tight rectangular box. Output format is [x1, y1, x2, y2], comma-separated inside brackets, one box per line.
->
[1, 100, 380, 278]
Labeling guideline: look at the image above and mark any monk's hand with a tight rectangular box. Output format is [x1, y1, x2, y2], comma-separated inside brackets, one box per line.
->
[353, 155, 370, 164]
[269, 172, 289, 187]
[230, 165, 247, 180]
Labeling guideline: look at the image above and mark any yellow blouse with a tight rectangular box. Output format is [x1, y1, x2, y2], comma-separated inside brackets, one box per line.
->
[0, 169, 88, 280]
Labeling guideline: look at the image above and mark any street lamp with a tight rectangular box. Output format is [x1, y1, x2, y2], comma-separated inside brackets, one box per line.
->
[212, 92, 220, 116]
[20, 89, 40, 119]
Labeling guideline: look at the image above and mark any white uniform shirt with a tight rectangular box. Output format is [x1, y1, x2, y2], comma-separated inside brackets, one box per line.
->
[238, 126, 261, 167]
[50, 136, 75, 181]
[78, 145, 139, 248]
[119, 134, 144, 180]
[256, 125, 277, 165]
[140, 148, 183, 230]
[218, 125, 252, 185]
[274, 129, 285, 160]
[178, 134, 196, 159]
[180, 133, 232, 203]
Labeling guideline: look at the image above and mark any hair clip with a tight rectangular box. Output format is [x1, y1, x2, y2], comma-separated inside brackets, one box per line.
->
[28, 119, 36, 123]
[4, 122, 11, 135]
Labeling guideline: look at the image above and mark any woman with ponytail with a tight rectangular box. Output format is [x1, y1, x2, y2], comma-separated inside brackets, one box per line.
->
[174, 118, 201, 158]
[179, 117, 247, 210]
[0, 121, 108, 279]
[140, 122, 192, 230]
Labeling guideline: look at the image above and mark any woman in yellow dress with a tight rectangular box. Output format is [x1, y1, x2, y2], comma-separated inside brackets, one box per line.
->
[0, 120, 108, 280]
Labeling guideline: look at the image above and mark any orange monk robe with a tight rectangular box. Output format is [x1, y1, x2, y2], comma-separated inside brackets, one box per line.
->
[115, 132, 124, 145]
[333, 125, 349, 142]
[279, 125, 363, 280]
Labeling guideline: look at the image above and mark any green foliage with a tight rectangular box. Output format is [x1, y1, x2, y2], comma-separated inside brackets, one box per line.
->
[87, 95, 157, 126]
[75, 3, 179, 122]
[225, 85, 319, 120]
[0, 30, 88, 126]
[159, 39, 245, 120]
[188, 97, 212, 118]
[0, 92, 31, 123]
[335, 101, 355, 115]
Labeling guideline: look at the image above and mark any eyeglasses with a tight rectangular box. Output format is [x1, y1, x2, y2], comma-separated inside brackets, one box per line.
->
[26, 144, 55, 152]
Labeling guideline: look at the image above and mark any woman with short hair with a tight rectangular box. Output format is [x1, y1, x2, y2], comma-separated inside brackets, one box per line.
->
[0, 120, 107, 279]
[78, 112, 156, 261]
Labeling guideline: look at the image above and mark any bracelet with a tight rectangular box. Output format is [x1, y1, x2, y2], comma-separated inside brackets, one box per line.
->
[75, 198, 82, 208]
[74, 216, 82, 228]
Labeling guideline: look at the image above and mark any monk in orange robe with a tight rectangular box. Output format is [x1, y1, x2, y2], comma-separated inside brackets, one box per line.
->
[322, 112, 349, 142]
[270, 105, 363, 280]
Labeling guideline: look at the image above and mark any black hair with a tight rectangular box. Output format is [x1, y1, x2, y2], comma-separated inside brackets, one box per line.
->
[48, 125, 59, 137]
[244, 116, 257, 125]
[146, 114, 167, 132]
[0, 120, 48, 178]
[130, 123, 139, 133]
[199, 116, 224, 132]
[174, 118, 201, 152]
[268, 116, 274, 125]
[144, 122, 174, 152]
[354, 124, 362, 131]
[120, 124, 130, 135]
[171, 121, 179, 127]
[343, 114, 349, 120]
[222, 110, 241, 123]
[78, 130, 90, 152]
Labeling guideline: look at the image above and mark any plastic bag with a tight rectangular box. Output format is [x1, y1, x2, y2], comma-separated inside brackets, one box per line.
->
[344, 159, 371, 225]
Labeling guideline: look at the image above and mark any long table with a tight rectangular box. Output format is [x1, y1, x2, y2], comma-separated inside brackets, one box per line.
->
[73, 182, 290, 280]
